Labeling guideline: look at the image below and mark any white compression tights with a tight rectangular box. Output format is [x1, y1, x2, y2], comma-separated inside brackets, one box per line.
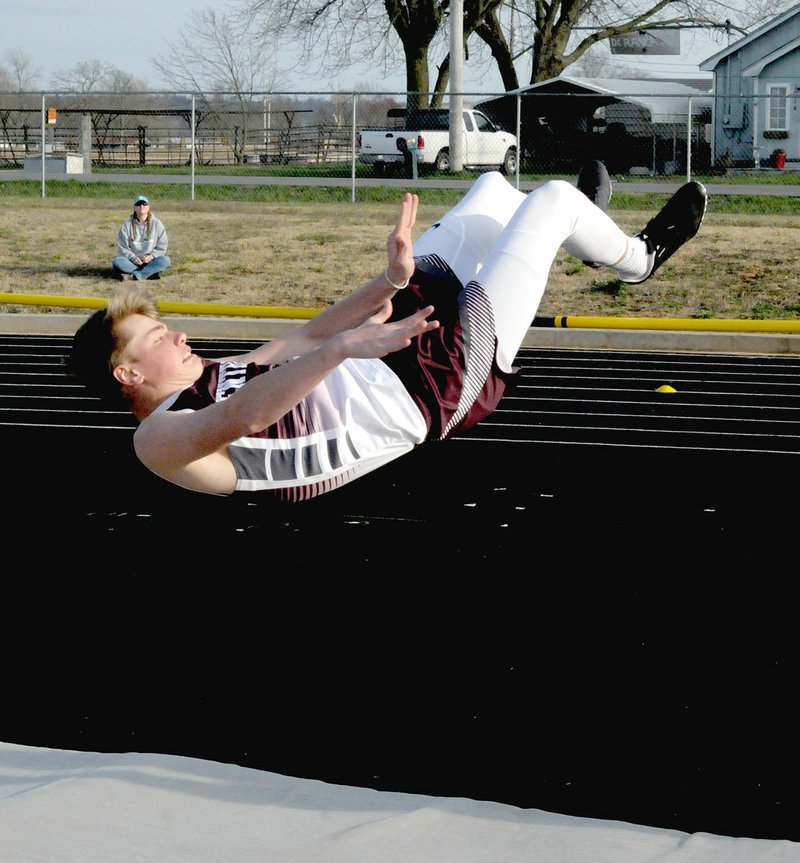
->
[413, 172, 634, 373]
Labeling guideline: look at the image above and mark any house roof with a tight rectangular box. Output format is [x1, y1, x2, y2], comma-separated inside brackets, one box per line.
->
[741, 34, 800, 75]
[700, 3, 800, 70]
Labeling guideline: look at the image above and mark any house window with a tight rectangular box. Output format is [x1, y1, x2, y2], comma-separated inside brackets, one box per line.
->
[767, 84, 790, 131]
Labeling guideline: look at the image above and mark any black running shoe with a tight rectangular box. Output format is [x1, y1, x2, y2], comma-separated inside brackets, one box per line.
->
[577, 160, 612, 267]
[622, 181, 708, 284]
[576, 159, 612, 212]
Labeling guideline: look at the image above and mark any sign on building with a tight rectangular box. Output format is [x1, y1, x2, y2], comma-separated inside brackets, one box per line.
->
[610, 28, 681, 55]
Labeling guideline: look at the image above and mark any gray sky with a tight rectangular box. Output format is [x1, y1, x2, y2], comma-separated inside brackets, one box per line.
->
[3, 0, 726, 94]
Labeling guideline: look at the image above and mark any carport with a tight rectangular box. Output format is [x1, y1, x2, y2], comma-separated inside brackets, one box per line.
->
[477, 75, 712, 174]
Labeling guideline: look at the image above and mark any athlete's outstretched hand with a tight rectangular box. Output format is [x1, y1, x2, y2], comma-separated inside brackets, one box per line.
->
[338, 305, 439, 360]
[385, 193, 418, 288]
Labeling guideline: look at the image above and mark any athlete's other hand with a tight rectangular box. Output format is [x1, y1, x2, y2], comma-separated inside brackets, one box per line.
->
[338, 305, 439, 359]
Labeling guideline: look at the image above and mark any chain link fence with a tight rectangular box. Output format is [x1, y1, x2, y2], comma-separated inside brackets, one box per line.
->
[1, 87, 799, 323]
[0, 88, 797, 200]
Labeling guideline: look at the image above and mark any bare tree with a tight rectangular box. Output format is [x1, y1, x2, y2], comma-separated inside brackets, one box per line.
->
[153, 7, 282, 163]
[50, 60, 118, 94]
[91, 70, 151, 165]
[2, 50, 41, 91]
[240, 0, 446, 110]
[0, 51, 41, 164]
[432, 0, 774, 96]
[47, 61, 151, 165]
[568, 43, 654, 78]
[469, 0, 734, 87]
[237, 0, 796, 103]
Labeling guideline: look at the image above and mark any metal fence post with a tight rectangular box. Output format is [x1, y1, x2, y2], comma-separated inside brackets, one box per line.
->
[351, 93, 357, 203]
[515, 92, 521, 189]
[40, 94, 45, 198]
[191, 95, 196, 202]
[686, 95, 693, 182]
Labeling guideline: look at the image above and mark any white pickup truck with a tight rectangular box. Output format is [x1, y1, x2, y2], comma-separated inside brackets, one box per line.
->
[358, 107, 517, 176]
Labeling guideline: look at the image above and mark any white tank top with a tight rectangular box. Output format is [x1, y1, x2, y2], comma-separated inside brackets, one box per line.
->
[160, 358, 427, 501]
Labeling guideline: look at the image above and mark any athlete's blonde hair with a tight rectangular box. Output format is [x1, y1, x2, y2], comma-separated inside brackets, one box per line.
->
[68, 286, 160, 402]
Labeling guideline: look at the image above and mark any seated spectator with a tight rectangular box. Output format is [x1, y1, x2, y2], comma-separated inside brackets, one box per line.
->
[112, 195, 171, 281]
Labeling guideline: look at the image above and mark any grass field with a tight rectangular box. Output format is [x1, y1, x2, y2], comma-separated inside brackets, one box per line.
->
[1, 178, 799, 321]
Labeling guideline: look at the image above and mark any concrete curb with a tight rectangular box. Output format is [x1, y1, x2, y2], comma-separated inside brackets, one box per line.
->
[4, 312, 800, 355]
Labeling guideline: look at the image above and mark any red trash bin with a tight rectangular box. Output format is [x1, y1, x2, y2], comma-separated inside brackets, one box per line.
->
[772, 149, 787, 169]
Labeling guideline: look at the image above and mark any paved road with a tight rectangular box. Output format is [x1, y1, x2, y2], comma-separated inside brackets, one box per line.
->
[2, 167, 799, 195]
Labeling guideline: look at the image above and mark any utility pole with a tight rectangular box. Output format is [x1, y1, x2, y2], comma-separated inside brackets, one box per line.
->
[449, 0, 464, 171]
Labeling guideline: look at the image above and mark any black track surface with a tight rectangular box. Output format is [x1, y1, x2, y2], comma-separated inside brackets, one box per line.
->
[2, 333, 798, 842]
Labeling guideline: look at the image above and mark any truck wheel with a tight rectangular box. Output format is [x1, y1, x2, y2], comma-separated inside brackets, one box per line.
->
[501, 147, 517, 175]
[373, 161, 390, 178]
[434, 149, 450, 172]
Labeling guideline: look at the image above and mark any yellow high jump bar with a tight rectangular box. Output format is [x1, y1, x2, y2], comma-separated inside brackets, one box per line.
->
[0, 293, 321, 319]
[536, 315, 800, 334]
